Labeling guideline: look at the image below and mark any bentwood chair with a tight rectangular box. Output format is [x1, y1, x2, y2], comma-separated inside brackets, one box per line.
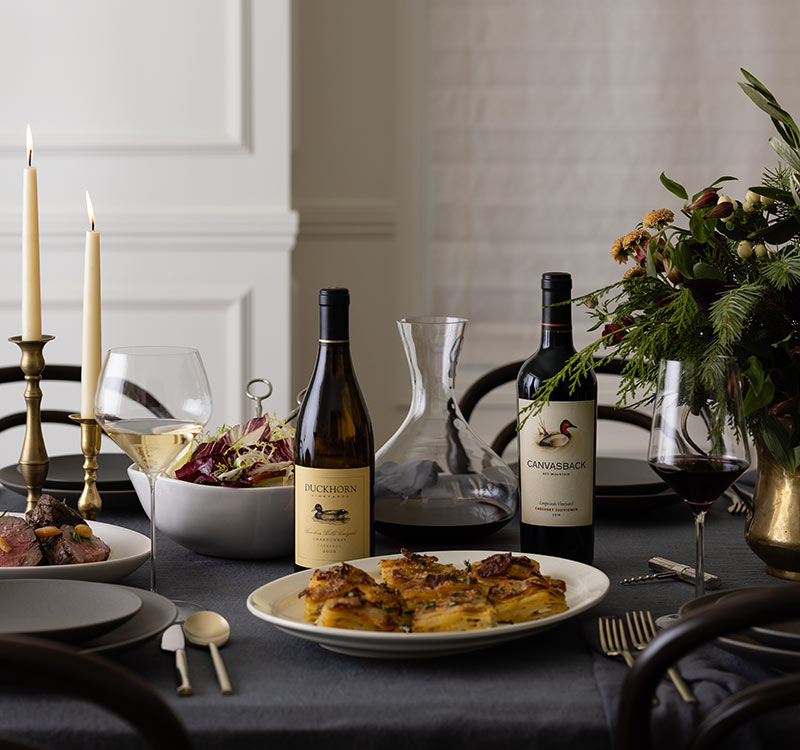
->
[0, 364, 171, 432]
[459, 358, 651, 456]
[617, 586, 800, 750]
[0, 635, 192, 750]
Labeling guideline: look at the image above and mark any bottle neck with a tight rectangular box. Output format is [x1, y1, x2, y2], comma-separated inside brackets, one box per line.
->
[539, 288, 574, 350]
[319, 304, 349, 343]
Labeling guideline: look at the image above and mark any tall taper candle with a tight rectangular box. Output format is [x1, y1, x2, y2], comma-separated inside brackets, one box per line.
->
[80, 191, 101, 419]
[22, 125, 42, 341]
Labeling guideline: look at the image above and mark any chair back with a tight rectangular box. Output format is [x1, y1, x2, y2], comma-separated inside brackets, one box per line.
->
[617, 586, 800, 750]
[0, 634, 192, 749]
[458, 358, 651, 455]
[0, 365, 172, 433]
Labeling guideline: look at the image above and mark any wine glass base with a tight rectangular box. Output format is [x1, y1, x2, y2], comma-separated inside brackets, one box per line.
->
[655, 613, 681, 630]
[172, 599, 203, 622]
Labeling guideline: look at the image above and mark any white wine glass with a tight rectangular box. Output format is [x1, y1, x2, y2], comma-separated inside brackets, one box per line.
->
[94, 346, 212, 609]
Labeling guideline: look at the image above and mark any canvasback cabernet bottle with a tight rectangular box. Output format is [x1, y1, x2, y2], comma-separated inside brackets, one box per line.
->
[294, 288, 375, 570]
[517, 273, 596, 564]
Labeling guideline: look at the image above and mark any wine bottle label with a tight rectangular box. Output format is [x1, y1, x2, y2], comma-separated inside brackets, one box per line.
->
[294, 465, 372, 568]
[518, 399, 596, 527]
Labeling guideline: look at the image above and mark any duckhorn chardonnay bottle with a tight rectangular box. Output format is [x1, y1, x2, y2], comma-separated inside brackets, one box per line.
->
[294, 288, 375, 570]
[517, 272, 596, 564]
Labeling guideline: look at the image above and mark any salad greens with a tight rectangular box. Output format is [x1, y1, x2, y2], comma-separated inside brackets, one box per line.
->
[168, 415, 294, 488]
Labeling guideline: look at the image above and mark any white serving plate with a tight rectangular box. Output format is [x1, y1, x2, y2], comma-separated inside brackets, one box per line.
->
[0, 513, 150, 583]
[247, 550, 610, 658]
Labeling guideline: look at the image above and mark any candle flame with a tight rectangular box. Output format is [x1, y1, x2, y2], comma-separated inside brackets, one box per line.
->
[26, 124, 33, 166]
[85, 190, 95, 231]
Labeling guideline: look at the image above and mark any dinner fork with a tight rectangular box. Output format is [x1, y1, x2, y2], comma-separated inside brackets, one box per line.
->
[725, 483, 752, 515]
[626, 611, 697, 704]
[599, 617, 658, 705]
[724, 490, 745, 514]
[598, 616, 636, 668]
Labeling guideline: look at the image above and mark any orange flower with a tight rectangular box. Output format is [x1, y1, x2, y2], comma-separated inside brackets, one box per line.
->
[622, 229, 651, 249]
[623, 266, 646, 281]
[642, 209, 674, 228]
[610, 236, 628, 264]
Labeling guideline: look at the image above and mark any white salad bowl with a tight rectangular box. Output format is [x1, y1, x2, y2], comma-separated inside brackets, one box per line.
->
[128, 466, 293, 559]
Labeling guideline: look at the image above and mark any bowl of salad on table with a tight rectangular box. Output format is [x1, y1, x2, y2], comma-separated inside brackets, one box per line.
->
[128, 415, 294, 559]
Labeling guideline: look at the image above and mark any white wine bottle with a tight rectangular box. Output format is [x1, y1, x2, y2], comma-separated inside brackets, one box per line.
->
[294, 288, 375, 570]
[517, 272, 596, 564]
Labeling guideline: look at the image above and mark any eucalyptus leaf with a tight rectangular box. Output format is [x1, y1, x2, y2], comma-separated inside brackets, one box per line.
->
[740, 69, 778, 102]
[771, 118, 797, 148]
[769, 136, 800, 173]
[660, 172, 688, 200]
[791, 174, 800, 209]
[739, 84, 799, 134]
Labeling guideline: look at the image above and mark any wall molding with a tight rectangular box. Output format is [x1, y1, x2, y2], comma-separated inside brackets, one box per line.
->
[0, 208, 298, 252]
[0, 0, 252, 155]
[0, 282, 253, 420]
[297, 200, 396, 239]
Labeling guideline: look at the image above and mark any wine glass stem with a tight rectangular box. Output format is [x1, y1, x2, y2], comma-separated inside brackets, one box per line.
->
[694, 509, 707, 598]
[146, 472, 158, 593]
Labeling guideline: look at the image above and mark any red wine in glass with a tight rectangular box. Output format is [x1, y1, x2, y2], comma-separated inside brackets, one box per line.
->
[650, 456, 749, 512]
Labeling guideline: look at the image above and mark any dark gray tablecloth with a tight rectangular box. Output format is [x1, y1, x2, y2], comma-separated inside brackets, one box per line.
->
[1, 488, 797, 749]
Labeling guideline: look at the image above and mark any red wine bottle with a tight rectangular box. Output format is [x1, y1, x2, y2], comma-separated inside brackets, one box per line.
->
[517, 273, 596, 564]
[294, 288, 375, 570]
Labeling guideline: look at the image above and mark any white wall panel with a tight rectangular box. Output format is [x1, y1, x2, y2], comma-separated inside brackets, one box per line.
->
[0, 0, 249, 152]
[0, 0, 295, 466]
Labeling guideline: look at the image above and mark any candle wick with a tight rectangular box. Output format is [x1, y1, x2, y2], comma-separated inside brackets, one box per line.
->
[28, 151, 31, 167]
[91, 220, 95, 231]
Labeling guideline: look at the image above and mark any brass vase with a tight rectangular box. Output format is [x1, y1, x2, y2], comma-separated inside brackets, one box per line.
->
[745, 438, 800, 580]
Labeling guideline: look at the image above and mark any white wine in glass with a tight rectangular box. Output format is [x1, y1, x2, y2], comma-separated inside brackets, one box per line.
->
[94, 347, 212, 608]
[102, 418, 203, 473]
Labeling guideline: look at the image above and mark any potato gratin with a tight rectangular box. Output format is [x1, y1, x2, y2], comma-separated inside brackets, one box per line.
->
[301, 549, 567, 633]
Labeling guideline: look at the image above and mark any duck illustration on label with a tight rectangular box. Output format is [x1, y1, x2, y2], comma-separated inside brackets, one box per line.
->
[536, 415, 577, 448]
[312, 503, 350, 524]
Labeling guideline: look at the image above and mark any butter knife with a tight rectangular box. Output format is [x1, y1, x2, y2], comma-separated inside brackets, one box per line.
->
[161, 624, 192, 696]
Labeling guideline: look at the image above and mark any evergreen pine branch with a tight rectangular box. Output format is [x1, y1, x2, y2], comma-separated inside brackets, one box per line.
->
[762, 253, 800, 289]
[708, 283, 766, 348]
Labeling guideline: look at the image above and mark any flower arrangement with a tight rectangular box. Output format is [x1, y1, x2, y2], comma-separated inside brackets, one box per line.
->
[532, 69, 800, 473]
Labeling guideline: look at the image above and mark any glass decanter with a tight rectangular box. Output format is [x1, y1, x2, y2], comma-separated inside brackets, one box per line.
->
[374, 316, 519, 543]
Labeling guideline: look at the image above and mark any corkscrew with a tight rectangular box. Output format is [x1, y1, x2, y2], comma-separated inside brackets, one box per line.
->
[246, 379, 273, 418]
[620, 557, 721, 589]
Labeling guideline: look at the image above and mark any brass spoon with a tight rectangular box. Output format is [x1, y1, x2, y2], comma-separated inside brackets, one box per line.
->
[183, 611, 233, 696]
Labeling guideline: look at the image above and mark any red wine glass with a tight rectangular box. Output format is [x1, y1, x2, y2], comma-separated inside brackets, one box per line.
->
[647, 358, 750, 597]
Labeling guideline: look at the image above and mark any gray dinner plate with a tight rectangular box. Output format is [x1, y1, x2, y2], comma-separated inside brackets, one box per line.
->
[0, 579, 142, 643]
[716, 589, 800, 651]
[0, 454, 141, 512]
[79, 587, 177, 654]
[679, 588, 800, 671]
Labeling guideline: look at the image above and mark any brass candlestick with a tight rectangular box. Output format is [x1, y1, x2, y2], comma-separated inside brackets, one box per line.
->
[9, 335, 54, 513]
[69, 414, 102, 520]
